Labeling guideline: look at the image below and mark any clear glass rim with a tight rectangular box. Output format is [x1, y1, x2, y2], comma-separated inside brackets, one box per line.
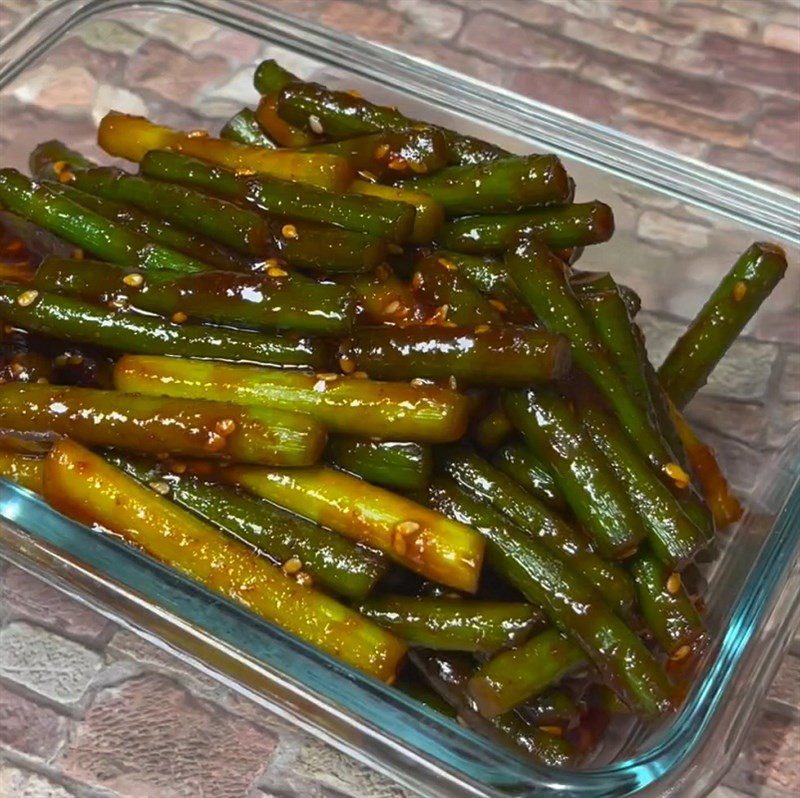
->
[0, 2, 799, 795]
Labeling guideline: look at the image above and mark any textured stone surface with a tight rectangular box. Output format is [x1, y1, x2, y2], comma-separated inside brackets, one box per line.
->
[0, 622, 102, 708]
[0, 567, 110, 643]
[59, 673, 277, 798]
[0, 682, 69, 760]
[767, 652, 800, 712]
[0, 766, 77, 798]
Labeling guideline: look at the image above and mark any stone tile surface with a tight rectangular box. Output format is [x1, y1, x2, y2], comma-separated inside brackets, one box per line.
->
[1, 2, 798, 798]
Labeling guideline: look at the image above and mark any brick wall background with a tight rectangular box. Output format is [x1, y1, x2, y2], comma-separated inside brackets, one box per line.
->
[0, 1, 798, 797]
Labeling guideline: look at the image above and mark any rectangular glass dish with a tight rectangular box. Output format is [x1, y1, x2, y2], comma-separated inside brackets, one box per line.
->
[0, 1, 798, 795]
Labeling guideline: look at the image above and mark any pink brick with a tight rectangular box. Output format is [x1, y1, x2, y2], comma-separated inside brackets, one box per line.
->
[708, 145, 800, 192]
[750, 712, 800, 793]
[753, 98, 800, 162]
[612, 9, 697, 46]
[1, 567, 109, 642]
[124, 39, 228, 105]
[60, 673, 277, 798]
[320, 1, 406, 41]
[672, 2, 756, 39]
[763, 22, 800, 53]
[562, 16, 665, 61]
[463, 0, 563, 27]
[459, 12, 586, 69]
[387, 0, 464, 41]
[702, 32, 800, 95]
[622, 100, 750, 147]
[579, 50, 759, 121]
[509, 68, 622, 123]
[0, 682, 68, 760]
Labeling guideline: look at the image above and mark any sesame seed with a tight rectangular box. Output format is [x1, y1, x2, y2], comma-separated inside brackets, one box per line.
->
[374, 143, 390, 159]
[733, 281, 748, 302]
[666, 573, 682, 595]
[267, 266, 288, 277]
[388, 156, 408, 171]
[312, 379, 327, 392]
[347, 89, 362, 98]
[619, 545, 638, 559]
[315, 372, 338, 382]
[410, 378, 427, 387]
[171, 311, 188, 324]
[187, 129, 209, 138]
[281, 224, 298, 239]
[339, 356, 355, 374]
[448, 375, 458, 390]
[235, 167, 256, 177]
[308, 114, 324, 135]
[108, 298, 128, 310]
[671, 644, 692, 662]
[282, 556, 303, 575]
[36, 377, 49, 384]
[67, 354, 84, 366]
[4, 324, 14, 334]
[474, 324, 490, 334]
[123, 273, 144, 288]
[149, 480, 170, 495]
[54, 354, 68, 367]
[664, 462, 691, 489]
[215, 418, 237, 437]
[205, 432, 227, 452]
[396, 520, 421, 536]
[437, 304, 449, 321]
[357, 169, 378, 183]
[411, 272, 423, 290]
[9, 362, 24, 377]
[295, 571, 313, 587]
[383, 300, 401, 315]
[488, 299, 507, 313]
[438, 257, 457, 271]
[16, 289, 38, 307]
[352, 371, 368, 379]
[58, 169, 74, 183]
[53, 160, 67, 175]
[387, 243, 404, 255]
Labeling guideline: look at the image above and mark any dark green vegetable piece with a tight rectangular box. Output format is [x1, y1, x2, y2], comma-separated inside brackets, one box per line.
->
[0, 169, 207, 274]
[114, 355, 470, 444]
[30, 141, 252, 271]
[140, 150, 415, 243]
[0, 283, 324, 368]
[427, 478, 673, 717]
[68, 167, 386, 272]
[578, 400, 708, 568]
[506, 236, 678, 475]
[492, 442, 564, 511]
[504, 390, 647, 560]
[301, 128, 448, 180]
[0, 382, 326, 466]
[357, 596, 546, 651]
[33, 257, 354, 335]
[396, 677, 458, 718]
[630, 550, 707, 659]
[268, 65, 506, 165]
[659, 242, 788, 409]
[253, 58, 302, 96]
[412, 253, 502, 326]
[110, 456, 386, 600]
[405, 154, 570, 216]
[220, 108, 277, 148]
[432, 250, 533, 323]
[411, 650, 577, 766]
[438, 202, 614, 253]
[471, 403, 514, 452]
[437, 447, 636, 614]
[469, 629, 586, 718]
[326, 437, 432, 491]
[571, 269, 642, 318]
[344, 326, 570, 386]
[522, 689, 582, 729]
